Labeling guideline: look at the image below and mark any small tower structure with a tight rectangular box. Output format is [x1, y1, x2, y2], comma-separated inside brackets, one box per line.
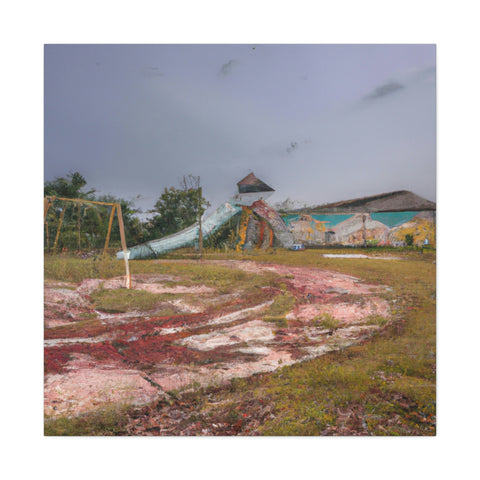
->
[231, 172, 275, 206]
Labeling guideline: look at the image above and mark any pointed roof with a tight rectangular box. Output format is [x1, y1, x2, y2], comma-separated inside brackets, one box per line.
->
[237, 172, 275, 193]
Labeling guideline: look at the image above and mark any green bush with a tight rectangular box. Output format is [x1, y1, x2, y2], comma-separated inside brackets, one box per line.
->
[264, 316, 289, 328]
[316, 314, 341, 330]
[265, 293, 296, 317]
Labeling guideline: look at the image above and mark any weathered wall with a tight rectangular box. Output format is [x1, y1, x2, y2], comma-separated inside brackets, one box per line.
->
[283, 211, 435, 247]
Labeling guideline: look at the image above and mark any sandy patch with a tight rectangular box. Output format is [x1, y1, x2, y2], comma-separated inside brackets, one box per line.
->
[149, 349, 294, 392]
[44, 334, 114, 347]
[180, 320, 275, 351]
[290, 297, 390, 322]
[77, 276, 215, 296]
[204, 301, 273, 327]
[44, 287, 90, 308]
[44, 368, 160, 417]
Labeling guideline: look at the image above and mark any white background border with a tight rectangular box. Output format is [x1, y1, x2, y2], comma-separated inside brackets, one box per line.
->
[2, 1, 478, 479]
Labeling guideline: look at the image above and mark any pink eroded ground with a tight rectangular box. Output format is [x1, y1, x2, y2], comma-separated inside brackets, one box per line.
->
[213, 260, 390, 321]
[44, 261, 391, 417]
[291, 298, 391, 323]
[45, 354, 159, 416]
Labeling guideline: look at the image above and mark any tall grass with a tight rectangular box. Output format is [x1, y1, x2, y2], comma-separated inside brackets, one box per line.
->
[45, 405, 129, 436]
[44, 254, 281, 292]
[44, 255, 124, 283]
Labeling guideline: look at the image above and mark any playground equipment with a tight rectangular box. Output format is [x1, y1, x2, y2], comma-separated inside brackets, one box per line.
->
[44, 196, 132, 288]
[117, 201, 242, 260]
[117, 173, 295, 260]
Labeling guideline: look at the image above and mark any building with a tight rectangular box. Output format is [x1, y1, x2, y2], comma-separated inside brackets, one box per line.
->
[282, 190, 436, 247]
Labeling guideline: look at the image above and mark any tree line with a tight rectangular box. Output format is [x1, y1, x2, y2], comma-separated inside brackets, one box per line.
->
[44, 172, 210, 253]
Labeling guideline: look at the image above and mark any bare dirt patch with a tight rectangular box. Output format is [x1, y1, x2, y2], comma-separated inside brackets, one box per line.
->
[45, 261, 392, 418]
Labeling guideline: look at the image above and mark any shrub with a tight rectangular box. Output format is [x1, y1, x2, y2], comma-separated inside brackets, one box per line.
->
[265, 293, 296, 317]
[264, 316, 289, 328]
[366, 315, 389, 327]
[316, 314, 341, 330]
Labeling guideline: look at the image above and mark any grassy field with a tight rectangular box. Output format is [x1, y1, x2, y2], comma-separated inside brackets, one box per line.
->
[179, 248, 436, 435]
[44, 247, 435, 435]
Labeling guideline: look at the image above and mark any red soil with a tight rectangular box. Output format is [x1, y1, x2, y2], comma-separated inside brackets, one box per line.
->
[44, 261, 392, 417]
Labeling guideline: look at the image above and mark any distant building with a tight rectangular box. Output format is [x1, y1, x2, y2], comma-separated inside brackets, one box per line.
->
[121, 176, 436, 259]
[282, 190, 436, 247]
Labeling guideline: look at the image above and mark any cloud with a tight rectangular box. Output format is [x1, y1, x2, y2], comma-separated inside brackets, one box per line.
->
[363, 81, 405, 102]
[285, 138, 312, 154]
[411, 65, 436, 84]
[218, 59, 237, 76]
[362, 66, 435, 105]
[141, 66, 164, 78]
[286, 141, 298, 154]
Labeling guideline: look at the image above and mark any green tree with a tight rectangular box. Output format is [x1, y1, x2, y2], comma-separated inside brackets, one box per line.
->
[96, 194, 146, 247]
[44, 172, 144, 252]
[146, 175, 210, 241]
[405, 233, 414, 246]
[44, 171, 95, 199]
[274, 197, 300, 213]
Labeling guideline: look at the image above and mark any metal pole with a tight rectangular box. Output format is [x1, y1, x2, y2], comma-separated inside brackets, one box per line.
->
[116, 203, 131, 289]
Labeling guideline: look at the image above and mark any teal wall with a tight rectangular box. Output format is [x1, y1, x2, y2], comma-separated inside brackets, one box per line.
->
[370, 211, 418, 228]
[282, 214, 353, 227]
[283, 212, 420, 229]
[311, 214, 354, 227]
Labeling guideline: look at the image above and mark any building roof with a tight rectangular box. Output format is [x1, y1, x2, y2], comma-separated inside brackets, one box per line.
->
[237, 173, 275, 193]
[291, 190, 436, 213]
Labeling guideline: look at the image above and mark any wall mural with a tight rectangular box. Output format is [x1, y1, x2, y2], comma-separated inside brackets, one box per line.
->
[282, 211, 435, 247]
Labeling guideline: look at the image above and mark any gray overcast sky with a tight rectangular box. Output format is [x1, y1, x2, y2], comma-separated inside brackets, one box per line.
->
[44, 44, 436, 212]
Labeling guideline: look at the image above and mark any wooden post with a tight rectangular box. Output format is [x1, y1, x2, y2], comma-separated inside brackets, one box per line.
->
[53, 206, 66, 254]
[77, 203, 82, 253]
[44, 197, 52, 253]
[44, 196, 53, 223]
[362, 214, 367, 247]
[44, 196, 133, 263]
[198, 185, 203, 259]
[46, 221, 50, 253]
[116, 203, 131, 289]
[103, 204, 116, 256]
